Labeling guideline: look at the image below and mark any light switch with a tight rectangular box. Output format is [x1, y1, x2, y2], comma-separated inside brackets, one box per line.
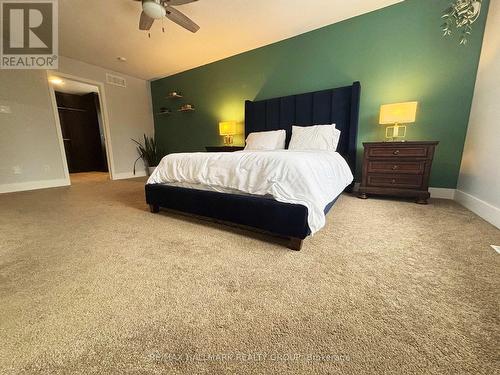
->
[0, 105, 12, 114]
[13, 166, 22, 175]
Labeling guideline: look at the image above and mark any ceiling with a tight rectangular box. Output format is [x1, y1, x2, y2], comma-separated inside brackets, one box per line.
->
[59, 0, 403, 81]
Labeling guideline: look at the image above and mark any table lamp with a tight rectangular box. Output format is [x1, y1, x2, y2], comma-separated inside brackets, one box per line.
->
[219, 121, 237, 145]
[379, 101, 418, 141]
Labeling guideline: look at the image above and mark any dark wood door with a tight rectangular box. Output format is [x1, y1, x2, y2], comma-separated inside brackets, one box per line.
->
[56, 92, 108, 173]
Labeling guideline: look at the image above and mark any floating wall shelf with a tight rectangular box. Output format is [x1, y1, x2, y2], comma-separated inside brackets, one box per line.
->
[157, 107, 172, 115]
[166, 92, 183, 99]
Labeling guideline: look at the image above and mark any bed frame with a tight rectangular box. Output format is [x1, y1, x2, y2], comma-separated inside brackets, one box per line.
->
[146, 82, 361, 250]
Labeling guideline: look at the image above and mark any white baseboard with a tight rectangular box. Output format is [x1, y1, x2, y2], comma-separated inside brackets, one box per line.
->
[353, 182, 455, 200]
[0, 178, 70, 194]
[113, 171, 147, 180]
[0, 172, 145, 192]
[455, 190, 500, 229]
[429, 188, 456, 199]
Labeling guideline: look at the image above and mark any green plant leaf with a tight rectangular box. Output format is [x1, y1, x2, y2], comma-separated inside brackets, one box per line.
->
[131, 134, 165, 172]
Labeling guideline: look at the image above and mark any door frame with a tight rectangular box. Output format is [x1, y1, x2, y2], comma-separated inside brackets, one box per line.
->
[47, 71, 116, 182]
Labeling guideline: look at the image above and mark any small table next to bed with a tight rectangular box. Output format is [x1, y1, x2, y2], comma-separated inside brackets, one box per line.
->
[358, 141, 439, 204]
[205, 146, 244, 152]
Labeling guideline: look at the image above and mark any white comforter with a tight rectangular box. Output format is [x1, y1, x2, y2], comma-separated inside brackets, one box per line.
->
[147, 150, 353, 234]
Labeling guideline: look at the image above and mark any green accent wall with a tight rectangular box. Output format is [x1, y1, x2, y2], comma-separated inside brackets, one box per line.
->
[151, 0, 489, 188]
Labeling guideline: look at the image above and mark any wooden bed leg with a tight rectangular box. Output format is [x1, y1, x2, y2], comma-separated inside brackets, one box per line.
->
[149, 204, 160, 213]
[288, 237, 303, 251]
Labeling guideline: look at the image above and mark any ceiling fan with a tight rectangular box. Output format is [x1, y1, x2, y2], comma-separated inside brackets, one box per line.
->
[134, 0, 200, 33]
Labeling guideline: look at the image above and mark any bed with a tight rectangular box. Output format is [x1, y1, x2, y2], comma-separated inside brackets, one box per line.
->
[145, 82, 361, 250]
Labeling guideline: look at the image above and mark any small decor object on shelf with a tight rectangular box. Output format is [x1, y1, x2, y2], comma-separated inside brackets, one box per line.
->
[179, 104, 195, 112]
[132, 134, 164, 176]
[379, 102, 418, 141]
[167, 91, 183, 99]
[442, 0, 482, 45]
[219, 121, 237, 145]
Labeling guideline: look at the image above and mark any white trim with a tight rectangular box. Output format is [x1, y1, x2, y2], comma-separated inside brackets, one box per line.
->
[429, 188, 456, 199]
[46, 73, 71, 187]
[113, 171, 147, 180]
[0, 179, 70, 194]
[455, 190, 500, 229]
[46, 71, 116, 180]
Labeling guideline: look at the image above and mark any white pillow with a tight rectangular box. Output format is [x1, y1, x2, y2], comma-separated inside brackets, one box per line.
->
[332, 128, 341, 150]
[245, 130, 286, 150]
[288, 124, 340, 151]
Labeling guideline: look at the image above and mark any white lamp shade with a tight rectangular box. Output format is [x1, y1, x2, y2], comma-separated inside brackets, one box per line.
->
[219, 121, 237, 136]
[379, 102, 418, 125]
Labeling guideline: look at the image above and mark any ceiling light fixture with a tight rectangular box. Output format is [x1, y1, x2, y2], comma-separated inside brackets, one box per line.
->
[117, 57, 127, 62]
[142, 0, 166, 19]
[49, 77, 64, 85]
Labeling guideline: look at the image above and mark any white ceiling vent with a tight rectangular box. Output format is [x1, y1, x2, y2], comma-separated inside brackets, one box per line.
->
[106, 73, 126, 88]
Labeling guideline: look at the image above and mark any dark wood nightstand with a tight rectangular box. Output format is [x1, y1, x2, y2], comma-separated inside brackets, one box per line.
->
[358, 141, 439, 204]
[205, 146, 244, 152]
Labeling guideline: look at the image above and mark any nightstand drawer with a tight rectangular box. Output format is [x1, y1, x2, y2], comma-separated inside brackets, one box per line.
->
[367, 161, 425, 174]
[368, 146, 428, 158]
[367, 174, 423, 189]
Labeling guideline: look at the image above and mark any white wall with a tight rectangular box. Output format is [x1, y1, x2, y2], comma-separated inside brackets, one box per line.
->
[0, 70, 69, 192]
[56, 56, 154, 179]
[457, 0, 500, 229]
[0, 57, 154, 193]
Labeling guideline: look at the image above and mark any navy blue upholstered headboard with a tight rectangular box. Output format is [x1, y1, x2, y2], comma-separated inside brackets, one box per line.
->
[245, 82, 361, 176]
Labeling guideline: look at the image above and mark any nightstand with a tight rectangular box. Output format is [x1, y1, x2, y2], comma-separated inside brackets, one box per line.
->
[205, 146, 244, 152]
[358, 141, 439, 204]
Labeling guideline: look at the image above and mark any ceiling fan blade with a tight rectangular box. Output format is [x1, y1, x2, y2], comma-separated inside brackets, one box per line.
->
[164, 5, 200, 33]
[139, 11, 155, 30]
[164, 0, 199, 5]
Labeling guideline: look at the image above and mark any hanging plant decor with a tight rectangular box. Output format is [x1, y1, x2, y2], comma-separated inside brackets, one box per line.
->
[441, 0, 482, 45]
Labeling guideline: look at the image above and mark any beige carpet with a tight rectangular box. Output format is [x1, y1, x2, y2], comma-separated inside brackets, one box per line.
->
[70, 172, 110, 184]
[0, 177, 499, 374]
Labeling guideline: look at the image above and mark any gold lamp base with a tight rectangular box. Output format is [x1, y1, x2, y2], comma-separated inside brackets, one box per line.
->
[385, 123, 407, 141]
[223, 135, 234, 145]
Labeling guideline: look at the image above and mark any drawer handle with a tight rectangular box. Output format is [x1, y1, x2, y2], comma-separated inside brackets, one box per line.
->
[391, 179, 396, 184]
[392, 165, 399, 170]
[393, 150, 400, 155]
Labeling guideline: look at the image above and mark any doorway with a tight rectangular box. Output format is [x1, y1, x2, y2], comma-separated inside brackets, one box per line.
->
[48, 75, 113, 183]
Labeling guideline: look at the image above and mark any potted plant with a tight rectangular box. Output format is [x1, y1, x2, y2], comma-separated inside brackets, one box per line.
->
[132, 134, 163, 176]
[442, 0, 483, 45]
